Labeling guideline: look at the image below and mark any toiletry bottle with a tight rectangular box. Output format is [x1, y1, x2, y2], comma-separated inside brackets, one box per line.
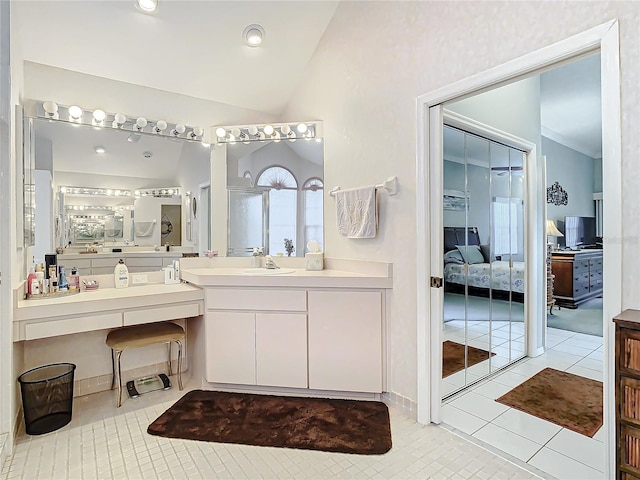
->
[35, 264, 45, 294]
[58, 265, 69, 291]
[114, 259, 129, 288]
[68, 267, 79, 291]
[27, 267, 37, 296]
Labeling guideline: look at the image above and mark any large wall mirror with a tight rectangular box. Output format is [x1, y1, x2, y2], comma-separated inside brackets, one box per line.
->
[224, 137, 324, 257]
[24, 113, 211, 266]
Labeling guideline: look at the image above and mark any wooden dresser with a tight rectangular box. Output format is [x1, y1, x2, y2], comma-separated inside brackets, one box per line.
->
[546, 243, 555, 314]
[551, 249, 603, 308]
[614, 310, 640, 479]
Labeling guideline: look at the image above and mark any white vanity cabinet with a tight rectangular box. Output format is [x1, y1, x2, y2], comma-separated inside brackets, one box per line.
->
[204, 288, 308, 388]
[308, 290, 382, 393]
[202, 285, 384, 394]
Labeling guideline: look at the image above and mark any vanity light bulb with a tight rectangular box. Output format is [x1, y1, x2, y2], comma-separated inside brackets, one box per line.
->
[263, 125, 274, 136]
[257, 131, 266, 140]
[60, 186, 67, 193]
[173, 124, 186, 135]
[215, 127, 227, 138]
[281, 124, 291, 135]
[273, 131, 281, 142]
[136, 117, 147, 131]
[296, 123, 308, 134]
[231, 127, 241, 137]
[92, 109, 106, 123]
[189, 127, 204, 139]
[68, 105, 83, 120]
[95, 146, 106, 154]
[113, 113, 127, 128]
[136, 0, 158, 12]
[155, 120, 167, 132]
[248, 126, 258, 136]
[43, 101, 59, 118]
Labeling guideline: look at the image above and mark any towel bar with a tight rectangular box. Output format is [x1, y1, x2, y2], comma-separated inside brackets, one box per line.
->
[329, 176, 398, 197]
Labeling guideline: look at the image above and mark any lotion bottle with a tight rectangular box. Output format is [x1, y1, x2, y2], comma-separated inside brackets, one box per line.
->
[114, 259, 129, 288]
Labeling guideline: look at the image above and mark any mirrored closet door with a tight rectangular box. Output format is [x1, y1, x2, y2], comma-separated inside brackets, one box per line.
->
[441, 125, 526, 397]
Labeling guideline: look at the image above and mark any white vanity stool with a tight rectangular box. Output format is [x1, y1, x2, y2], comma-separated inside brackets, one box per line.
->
[106, 322, 185, 407]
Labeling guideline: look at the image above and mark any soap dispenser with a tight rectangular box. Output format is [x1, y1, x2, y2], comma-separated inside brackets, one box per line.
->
[114, 259, 129, 288]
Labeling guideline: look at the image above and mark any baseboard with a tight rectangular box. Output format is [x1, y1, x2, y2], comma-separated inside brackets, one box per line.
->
[382, 391, 417, 419]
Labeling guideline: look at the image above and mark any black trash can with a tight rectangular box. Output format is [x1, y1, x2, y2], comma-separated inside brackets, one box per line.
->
[18, 363, 76, 435]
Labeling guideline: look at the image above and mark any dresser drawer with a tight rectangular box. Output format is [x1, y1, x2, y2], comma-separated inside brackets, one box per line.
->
[574, 259, 590, 272]
[206, 288, 306, 312]
[24, 312, 122, 340]
[123, 302, 201, 326]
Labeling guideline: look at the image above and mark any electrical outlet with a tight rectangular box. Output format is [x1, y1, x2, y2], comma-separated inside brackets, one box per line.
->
[132, 273, 148, 284]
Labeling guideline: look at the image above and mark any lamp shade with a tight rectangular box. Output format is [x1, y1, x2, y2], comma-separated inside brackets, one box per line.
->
[546, 220, 564, 237]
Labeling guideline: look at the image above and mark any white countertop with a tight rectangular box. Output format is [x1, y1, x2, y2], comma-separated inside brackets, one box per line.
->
[181, 267, 393, 289]
[15, 283, 204, 321]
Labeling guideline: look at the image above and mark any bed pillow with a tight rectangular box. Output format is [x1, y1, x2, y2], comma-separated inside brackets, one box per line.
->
[444, 249, 465, 264]
[455, 245, 485, 264]
[480, 244, 493, 263]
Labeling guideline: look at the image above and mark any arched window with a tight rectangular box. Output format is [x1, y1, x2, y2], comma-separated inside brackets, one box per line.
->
[303, 178, 323, 251]
[257, 166, 298, 255]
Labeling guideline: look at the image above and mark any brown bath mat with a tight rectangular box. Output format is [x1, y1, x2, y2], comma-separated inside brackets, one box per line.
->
[496, 367, 603, 437]
[147, 390, 392, 454]
[442, 340, 495, 378]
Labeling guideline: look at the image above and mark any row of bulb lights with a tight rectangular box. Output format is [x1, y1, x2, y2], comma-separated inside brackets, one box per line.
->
[65, 205, 131, 212]
[215, 123, 317, 144]
[60, 187, 180, 197]
[41, 101, 205, 142]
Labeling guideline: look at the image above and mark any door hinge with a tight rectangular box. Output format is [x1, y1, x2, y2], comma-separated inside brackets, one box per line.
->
[430, 276, 443, 288]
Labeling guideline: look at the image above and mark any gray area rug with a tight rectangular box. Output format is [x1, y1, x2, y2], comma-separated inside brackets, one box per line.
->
[547, 298, 603, 337]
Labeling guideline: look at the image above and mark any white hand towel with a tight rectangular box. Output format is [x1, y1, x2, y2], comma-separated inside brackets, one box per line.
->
[335, 186, 378, 238]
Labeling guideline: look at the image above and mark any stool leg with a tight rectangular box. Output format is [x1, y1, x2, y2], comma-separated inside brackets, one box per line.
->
[110, 348, 116, 390]
[167, 342, 172, 377]
[115, 350, 124, 408]
[176, 339, 183, 390]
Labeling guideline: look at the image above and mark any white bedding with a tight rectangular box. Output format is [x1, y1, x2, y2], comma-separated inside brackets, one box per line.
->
[444, 260, 525, 294]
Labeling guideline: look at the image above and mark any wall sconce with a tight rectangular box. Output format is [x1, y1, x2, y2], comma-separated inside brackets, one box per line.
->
[547, 181, 568, 206]
[213, 122, 319, 144]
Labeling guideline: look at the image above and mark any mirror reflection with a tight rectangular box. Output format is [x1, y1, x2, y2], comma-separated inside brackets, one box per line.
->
[26, 117, 211, 265]
[441, 124, 526, 397]
[225, 139, 324, 256]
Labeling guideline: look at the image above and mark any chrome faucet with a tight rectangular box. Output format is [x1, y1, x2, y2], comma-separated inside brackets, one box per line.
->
[264, 255, 279, 269]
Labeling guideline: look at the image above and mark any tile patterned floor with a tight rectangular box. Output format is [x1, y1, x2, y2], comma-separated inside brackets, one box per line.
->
[442, 326, 605, 480]
[1, 378, 541, 480]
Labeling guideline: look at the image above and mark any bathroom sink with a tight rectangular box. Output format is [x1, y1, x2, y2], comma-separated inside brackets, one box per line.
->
[242, 268, 295, 275]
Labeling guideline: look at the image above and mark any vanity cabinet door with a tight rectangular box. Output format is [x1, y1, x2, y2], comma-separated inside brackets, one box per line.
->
[256, 313, 307, 388]
[308, 290, 382, 393]
[205, 311, 256, 385]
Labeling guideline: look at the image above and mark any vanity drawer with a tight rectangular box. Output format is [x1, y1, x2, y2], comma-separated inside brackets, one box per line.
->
[123, 302, 201, 326]
[206, 288, 307, 312]
[58, 258, 91, 269]
[24, 312, 122, 340]
[123, 257, 164, 268]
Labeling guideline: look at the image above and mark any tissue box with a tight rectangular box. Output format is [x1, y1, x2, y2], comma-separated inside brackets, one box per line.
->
[305, 252, 323, 271]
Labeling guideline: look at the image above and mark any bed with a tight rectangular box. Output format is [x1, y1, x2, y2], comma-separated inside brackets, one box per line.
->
[443, 226, 525, 301]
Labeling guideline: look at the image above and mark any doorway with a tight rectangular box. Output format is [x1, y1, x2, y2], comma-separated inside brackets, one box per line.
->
[416, 20, 621, 479]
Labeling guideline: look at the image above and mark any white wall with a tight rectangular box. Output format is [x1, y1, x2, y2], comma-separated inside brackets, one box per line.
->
[281, 1, 640, 402]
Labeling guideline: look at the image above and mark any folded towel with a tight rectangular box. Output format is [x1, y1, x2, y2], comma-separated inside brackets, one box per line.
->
[335, 186, 377, 238]
[134, 221, 156, 237]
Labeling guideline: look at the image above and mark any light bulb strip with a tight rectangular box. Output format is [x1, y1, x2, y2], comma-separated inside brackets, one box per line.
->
[134, 187, 181, 197]
[36, 101, 206, 143]
[59, 186, 132, 196]
[214, 122, 318, 144]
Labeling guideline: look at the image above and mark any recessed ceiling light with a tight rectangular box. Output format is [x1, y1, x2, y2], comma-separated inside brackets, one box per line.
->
[95, 146, 106, 154]
[135, 0, 158, 13]
[243, 24, 265, 47]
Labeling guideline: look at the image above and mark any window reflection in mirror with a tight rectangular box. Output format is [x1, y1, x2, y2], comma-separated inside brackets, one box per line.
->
[226, 138, 324, 257]
[25, 116, 211, 266]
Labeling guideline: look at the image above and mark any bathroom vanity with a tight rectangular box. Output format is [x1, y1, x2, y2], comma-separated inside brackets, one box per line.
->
[181, 259, 393, 395]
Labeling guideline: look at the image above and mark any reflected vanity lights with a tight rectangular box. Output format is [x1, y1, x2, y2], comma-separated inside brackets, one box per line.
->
[60, 186, 132, 197]
[214, 122, 320, 144]
[35, 101, 206, 144]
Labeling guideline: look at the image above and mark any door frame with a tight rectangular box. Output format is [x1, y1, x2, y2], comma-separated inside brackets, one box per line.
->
[416, 20, 621, 479]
